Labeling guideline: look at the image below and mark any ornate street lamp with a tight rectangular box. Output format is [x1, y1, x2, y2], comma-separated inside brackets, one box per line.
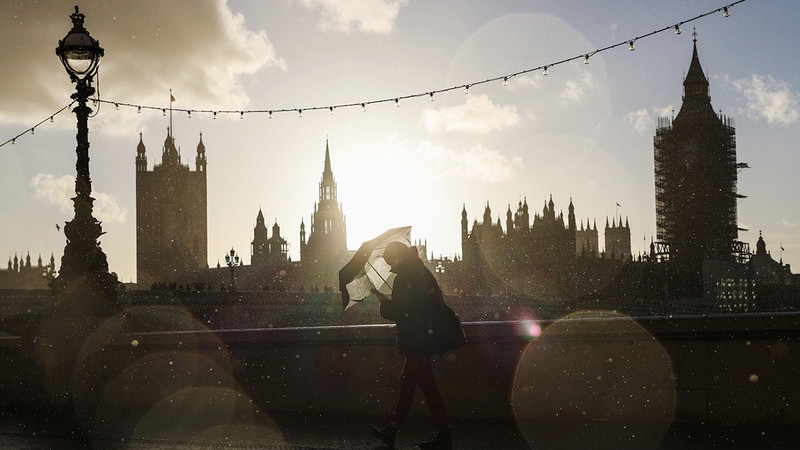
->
[225, 248, 240, 291]
[435, 261, 445, 288]
[53, 6, 116, 297]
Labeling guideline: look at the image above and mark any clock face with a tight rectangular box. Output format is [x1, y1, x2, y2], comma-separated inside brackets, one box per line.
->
[682, 142, 698, 166]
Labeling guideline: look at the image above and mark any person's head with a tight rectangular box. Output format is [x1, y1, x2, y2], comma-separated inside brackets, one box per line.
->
[383, 241, 410, 269]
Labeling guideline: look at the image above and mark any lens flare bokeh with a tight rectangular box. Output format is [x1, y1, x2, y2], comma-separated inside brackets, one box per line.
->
[512, 310, 675, 449]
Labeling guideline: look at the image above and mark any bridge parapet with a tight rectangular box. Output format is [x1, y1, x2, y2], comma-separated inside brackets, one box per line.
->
[2, 291, 799, 437]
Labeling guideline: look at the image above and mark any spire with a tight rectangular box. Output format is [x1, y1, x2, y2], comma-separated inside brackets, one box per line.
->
[322, 138, 334, 185]
[256, 208, 265, 225]
[683, 29, 710, 102]
[756, 230, 767, 255]
[137, 132, 146, 155]
[197, 133, 206, 153]
[161, 127, 181, 166]
[317, 139, 339, 205]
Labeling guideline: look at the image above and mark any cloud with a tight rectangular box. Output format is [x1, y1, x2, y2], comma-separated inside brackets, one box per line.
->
[30, 173, 127, 223]
[654, 104, 676, 118]
[509, 74, 545, 90]
[0, 0, 285, 126]
[296, 0, 407, 33]
[421, 94, 520, 134]
[732, 74, 799, 126]
[559, 71, 596, 105]
[626, 109, 651, 136]
[416, 141, 523, 182]
[778, 218, 799, 228]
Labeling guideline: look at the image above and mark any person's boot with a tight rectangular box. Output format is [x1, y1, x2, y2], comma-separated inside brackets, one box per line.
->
[371, 424, 398, 447]
[420, 427, 452, 449]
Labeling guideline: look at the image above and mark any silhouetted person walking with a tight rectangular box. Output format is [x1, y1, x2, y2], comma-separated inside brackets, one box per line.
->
[371, 242, 451, 449]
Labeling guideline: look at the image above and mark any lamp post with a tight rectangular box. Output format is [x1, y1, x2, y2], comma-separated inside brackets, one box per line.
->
[52, 6, 116, 297]
[225, 248, 240, 291]
[435, 261, 445, 289]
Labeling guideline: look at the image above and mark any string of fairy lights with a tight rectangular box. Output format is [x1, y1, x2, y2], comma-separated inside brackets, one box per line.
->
[1, 0, 746, 149]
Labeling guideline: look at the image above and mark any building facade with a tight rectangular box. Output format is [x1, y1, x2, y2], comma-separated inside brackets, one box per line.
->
[251, 208, 289, 266]
[458, 196, 631, 297]
[135, 129, 208, 287]
[0, 252, 55, 290]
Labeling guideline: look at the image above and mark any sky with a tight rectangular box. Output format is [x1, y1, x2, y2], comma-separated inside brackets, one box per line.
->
[1, 0, 798, 284]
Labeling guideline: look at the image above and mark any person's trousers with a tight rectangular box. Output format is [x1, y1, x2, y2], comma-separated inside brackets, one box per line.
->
[391, 352, 448, 427]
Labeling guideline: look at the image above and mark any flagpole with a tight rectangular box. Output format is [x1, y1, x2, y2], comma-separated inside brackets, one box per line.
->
[169, 89, 173, 137]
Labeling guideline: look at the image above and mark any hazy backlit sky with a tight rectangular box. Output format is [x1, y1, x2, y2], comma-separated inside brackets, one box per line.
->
[1, 0, 798, 283]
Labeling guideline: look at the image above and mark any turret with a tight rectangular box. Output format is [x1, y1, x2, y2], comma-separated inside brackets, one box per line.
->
[136, 132, 147, 172]
[461, 204, 468, 244]
[196, 133, 207, 172]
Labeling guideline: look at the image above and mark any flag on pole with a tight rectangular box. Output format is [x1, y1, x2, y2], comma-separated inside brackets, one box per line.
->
[170, 94, 176, 102]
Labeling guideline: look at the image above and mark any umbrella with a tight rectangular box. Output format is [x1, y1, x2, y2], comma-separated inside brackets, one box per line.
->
[339, 226, 411, 310]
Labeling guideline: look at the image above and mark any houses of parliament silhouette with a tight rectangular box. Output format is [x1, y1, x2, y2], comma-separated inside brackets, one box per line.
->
[2, 37, 795, 304]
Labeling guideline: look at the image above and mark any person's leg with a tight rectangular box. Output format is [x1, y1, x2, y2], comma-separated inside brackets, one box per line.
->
[373, 354, 420, 446]
[413, 355, 448, 428]
[390, 354, 421, 425]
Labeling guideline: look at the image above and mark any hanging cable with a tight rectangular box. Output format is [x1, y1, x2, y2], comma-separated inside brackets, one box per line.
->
[0, 0, 746, 148]
[90, 1, 744, 120]
[1, 102, 74, 148]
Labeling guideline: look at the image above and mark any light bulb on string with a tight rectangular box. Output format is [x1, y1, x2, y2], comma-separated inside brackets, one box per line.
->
[49, 116, 54, 123]
[361, 103, 366, 112]
[137, 106, 141, 114]
[240, 111, 244, 119]
[268, 111, 273, 119]
[213, 112, 217, 119]
[30, 128, 34, 135]
[11, 139, 14, 145]
[15, 1, 739, 137]
[187, 110, 192, 118]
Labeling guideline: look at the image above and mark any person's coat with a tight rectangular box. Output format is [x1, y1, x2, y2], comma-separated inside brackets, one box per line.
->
[380, 252, 444, 355]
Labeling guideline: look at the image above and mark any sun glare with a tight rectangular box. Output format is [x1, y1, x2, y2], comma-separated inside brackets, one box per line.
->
[335, 138, 430, 248]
